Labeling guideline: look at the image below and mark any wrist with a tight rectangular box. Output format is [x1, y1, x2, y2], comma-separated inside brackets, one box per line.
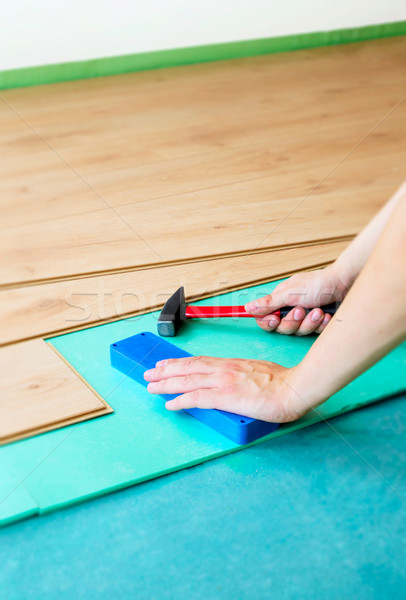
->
[327, 258, 358, 292]
[285, 362, 328, 417]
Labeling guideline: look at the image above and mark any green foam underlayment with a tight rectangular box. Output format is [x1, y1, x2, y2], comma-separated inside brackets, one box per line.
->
[1, 21, 405, 90]
[1, 280, 405, 527]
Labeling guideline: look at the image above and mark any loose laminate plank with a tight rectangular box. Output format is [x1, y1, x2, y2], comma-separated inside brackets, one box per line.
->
[0, 240, 348, 345]
[0, 339, 112, 445]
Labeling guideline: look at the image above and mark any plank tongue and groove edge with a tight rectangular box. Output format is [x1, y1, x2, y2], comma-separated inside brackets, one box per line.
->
[0, 240, 348, 345]
[1, 38, 405, 286]
[0, 339, 113, 445]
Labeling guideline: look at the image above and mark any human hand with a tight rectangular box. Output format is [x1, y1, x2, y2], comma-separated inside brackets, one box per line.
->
[144, 355, 310, 423]
[244, 265, 350, 335]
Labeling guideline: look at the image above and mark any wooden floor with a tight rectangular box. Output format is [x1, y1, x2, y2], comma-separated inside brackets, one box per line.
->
[1, 240, 347, 345]
[0, 340, 112, 444]
[1, 36, 405, 442]
[1, 37, 405, 287]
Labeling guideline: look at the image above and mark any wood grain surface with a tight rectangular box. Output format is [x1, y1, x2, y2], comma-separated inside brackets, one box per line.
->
[1, 37, 405, 286]
[0, 240, 348, 345]
[0, 340, 112, 445]
[1, 37, 404, 444]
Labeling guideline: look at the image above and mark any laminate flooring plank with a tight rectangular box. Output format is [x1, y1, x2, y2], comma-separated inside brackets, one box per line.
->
[3, 38, 405, 168]
[2, 40, 405, 206]
[1, 38, 404, 284]
[0, 208, 162, 286]
[0, 99, 108, 229]
[0, 241, 347, 345]
[0, 339, 112, 445]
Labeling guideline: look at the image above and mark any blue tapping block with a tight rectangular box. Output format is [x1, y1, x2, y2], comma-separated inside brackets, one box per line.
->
[110, 332, 279, 445]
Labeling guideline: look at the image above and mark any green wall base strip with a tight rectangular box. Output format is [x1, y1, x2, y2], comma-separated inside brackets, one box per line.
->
[1, 21, 405, 90]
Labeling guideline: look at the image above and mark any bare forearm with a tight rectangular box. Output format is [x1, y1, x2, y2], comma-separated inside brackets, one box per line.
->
[331, 182, 405, 287]
[146, 184, 406, 426]
[291, 193, 406, 411]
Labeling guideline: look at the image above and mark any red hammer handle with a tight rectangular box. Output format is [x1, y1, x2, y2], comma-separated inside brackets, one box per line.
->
[185, 306, 281, 318]
[185, 304, 338, 319]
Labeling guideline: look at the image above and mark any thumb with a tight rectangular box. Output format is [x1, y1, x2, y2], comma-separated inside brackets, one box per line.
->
[245, 291, 286, 316]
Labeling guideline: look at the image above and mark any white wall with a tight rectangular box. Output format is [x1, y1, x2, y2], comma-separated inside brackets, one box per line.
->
[1, 0, 405, 71]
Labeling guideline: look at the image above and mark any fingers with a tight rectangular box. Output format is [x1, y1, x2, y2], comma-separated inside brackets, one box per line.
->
[255, 307, 305, 334]
[165, 389, 221, 411]
[255, 313, 280, 332]
[295, 308, 325, 336]
[144, 355, 223, 382]
[245, 292, 283, 316]
[144, 356, 238, 412]
[275, 307, 306, 335]
[315, 312, 332, 334]
[147, 373, 219, 395]
[256, 307, 332, 336]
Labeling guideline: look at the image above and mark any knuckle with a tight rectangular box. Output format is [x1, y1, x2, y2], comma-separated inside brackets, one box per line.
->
[221, 371, 236, 386]
[268, 317, 280, 330]
[190, 389, 202, 406]
[258, 294, 273, 307]
[183, 357, 197, 367]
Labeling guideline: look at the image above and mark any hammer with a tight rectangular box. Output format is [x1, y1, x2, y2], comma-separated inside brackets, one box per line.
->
[157, 286, 338, 337]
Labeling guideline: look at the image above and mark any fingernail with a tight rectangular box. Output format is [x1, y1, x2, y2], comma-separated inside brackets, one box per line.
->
[156, 360, 167, 367]
[311, 309, 323, 322]
[268, 317, 279, 327]
[144, 369, 154, 379]
[147, 382, 157, 391]
[294, 308, 304, 321]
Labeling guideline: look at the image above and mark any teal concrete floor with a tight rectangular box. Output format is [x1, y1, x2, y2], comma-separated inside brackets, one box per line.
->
[0, 393, 405, 600]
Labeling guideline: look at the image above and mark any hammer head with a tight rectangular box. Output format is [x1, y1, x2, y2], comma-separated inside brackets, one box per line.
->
[157, 286, 187, 337]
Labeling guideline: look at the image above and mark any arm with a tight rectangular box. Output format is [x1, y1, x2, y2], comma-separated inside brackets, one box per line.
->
[145, 186, 406, 422]
[289, 189, 406, 413]
[245, 183, 406, 336]
[331, 181, 406, 287]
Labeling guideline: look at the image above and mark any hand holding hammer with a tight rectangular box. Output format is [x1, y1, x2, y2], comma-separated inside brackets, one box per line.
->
[157, 286, 338, 337]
